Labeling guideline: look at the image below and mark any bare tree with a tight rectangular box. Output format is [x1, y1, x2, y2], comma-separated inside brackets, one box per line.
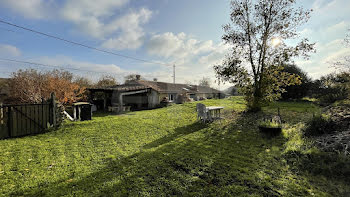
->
[214, 0, 315, 111]
[8, 69, 85, 104]
[198, 77, 211, 87]
[8, 69, 45, 103]
[333, 29, 350, 70]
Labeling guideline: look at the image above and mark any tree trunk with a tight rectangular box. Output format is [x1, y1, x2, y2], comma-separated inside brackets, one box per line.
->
[249, 80, 262, 112]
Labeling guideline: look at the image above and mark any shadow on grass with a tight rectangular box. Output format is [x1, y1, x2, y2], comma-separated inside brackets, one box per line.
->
[143, 122, 207, 149]
[10, 113, 291, 196]
[11, 111, 347, 196]
[284, 150, 350, 195]
[92, 112, 132, 118]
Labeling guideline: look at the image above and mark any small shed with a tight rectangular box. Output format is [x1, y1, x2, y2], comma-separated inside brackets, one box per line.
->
[73, 102, 92, 121]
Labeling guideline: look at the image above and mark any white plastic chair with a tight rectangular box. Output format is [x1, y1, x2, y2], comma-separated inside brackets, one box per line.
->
[196, 103, 210, 123]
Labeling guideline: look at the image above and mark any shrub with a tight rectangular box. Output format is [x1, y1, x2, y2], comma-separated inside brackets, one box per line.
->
[303, 115, 338, 137]
[318, 86, 348, 104]
[312, 72, 350, 105]
[258, 118, 281, 128]
[281, 64, 312, 100]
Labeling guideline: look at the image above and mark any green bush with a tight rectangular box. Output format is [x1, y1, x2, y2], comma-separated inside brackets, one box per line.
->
[318, 86, 348, 104]
[303, 115, 338, 137]
[258, 118, 281, 128]
[312, 72, 350, 105]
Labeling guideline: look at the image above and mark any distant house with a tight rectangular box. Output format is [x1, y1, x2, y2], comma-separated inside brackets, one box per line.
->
[88, 75, 225, 112]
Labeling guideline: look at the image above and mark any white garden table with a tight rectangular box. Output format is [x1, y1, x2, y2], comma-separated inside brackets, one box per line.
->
[206, 106, 224, 121]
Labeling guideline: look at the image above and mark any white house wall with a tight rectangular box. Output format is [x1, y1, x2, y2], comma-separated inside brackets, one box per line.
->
[147, 89, 159, 108]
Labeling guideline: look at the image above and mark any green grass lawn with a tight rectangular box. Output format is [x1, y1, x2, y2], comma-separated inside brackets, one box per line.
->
[1, 97, 349, 196]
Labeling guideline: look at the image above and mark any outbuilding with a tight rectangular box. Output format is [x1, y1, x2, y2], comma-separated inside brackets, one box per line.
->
[88, 75, 225, 113]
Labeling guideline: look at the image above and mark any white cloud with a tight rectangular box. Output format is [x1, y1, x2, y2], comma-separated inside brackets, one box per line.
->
[37, 56, 123, 73]
[61, 0, 152, 50]
[311, 0, 350, 23]
[146, 32, 216, 59]
[61, 0, 130, 38]
[294, 37, 350, 79]
[101, 8, 153, 50]
[199, 43, 229, 65]
[60, 0, 153, 50]
[299, 28, 313, 38]
[62, 0, 129, 19]
[0, 44, 21, 57]
[1, 0, 56, 19]
[146, 32, 185, 58]
[322, 46, 350, 65]
[145, 32, 230, 88]
[293, 0, 350, 79]
[1, 0, 153, 50]
[325, 21, 348, 36]
[312, 0, 336, 12]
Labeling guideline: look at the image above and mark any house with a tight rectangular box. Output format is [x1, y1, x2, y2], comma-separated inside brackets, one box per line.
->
[88, 75, 225, 112]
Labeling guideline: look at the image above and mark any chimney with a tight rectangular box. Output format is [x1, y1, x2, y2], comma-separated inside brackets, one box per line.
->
[153, 78, 158, 82]
[136, 75, 141, 80]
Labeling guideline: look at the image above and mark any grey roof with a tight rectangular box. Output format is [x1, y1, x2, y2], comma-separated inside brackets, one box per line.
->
[88, 80, 222, 94]
[88, 84, 150, 92]
[127, 80, 222, 94]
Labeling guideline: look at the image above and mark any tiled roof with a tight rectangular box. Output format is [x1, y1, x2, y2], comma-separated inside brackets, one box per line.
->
[88, 80, 222, 94]
[89, 84, 149, 92]
[128, 80, 221, 94]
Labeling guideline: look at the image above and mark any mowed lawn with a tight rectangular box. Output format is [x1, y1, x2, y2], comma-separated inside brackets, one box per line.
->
[1, 97, 349, 196]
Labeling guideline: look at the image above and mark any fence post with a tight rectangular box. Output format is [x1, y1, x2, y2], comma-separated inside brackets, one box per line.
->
[51, 93, 57, 128]
[0, 103, 2, 125]
[7, 106, 11, 137]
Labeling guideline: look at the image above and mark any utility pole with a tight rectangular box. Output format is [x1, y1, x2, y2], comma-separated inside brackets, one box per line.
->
[173, 64, 176, 84]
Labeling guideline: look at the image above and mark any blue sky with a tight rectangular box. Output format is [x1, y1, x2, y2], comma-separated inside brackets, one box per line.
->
[0, 0, 349, 89]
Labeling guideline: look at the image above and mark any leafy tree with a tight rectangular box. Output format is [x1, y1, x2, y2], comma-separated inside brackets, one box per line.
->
[214, 0, 315, 111]
[44, 70, 86, 104]
[313, 72, 350, 104]
[8, 69, 85, 104]
[281, 64, 312, 100]
[198, 77, 211, 87]
[124, 74, 144, 83]
[230, 87, 238, 95]
[96, 75, 118, 88]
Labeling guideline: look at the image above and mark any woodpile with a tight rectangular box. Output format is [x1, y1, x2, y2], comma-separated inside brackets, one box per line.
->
[325, 106, 350, 128]
[315, 105, 350, 156]
[315, 130, 350, 156]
